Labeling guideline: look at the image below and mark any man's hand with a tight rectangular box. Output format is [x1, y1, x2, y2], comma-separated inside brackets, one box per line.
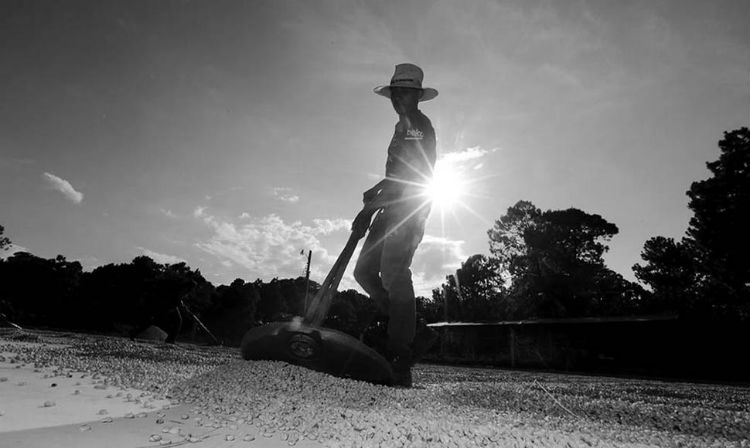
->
[363, 179, 390, 204]
[351, 208, 376, 239]
[363, 186, 380, 204]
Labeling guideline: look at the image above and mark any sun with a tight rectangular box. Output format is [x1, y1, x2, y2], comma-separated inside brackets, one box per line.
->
[423, 160, 467, 210]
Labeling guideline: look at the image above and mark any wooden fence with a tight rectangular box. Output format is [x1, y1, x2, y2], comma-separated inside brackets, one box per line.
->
[425, 315, 750, 382]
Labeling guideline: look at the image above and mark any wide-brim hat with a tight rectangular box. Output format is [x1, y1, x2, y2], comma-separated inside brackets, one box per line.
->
[374, 63, 438, 102]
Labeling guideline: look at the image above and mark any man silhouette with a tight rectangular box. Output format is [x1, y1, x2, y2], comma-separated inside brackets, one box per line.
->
[129, 278, 196, 344]
[352, 63, 439, 387]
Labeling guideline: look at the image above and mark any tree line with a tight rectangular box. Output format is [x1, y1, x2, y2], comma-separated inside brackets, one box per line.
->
[0, 246, 381, 345]
[1, 127, 747, 343]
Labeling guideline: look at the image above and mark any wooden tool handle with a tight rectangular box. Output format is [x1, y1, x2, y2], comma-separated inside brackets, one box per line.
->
[304, 207, 377, 326]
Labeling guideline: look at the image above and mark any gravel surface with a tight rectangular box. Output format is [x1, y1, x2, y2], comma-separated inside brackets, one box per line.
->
[1, 329, 748, 447]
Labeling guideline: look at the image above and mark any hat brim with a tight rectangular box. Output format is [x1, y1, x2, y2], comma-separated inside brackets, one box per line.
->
[373, 85, 438, 102]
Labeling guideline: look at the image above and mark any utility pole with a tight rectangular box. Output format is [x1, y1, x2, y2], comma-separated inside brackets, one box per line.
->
[443, 279, 449, 322]
[304, 250, 312, 314]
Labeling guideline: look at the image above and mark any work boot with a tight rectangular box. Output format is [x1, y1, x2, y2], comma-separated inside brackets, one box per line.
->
[411, 321, 438, 364]
[387, 344, 413, 388]
[391, 363, 412, 388]
[360, 313, 389, 357]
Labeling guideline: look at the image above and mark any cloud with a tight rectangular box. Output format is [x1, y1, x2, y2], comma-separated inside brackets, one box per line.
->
[537, 63, 583, 88]
[412, 272, 440, 298]
[42, 172, 83, 203]
[0, 157, 35, 168]
[194, 211, 348, 281]
[411, 234, 466, 285]
[0, 243, 30, 259]
[160, 208, 178, 218]
[204, 186, 244, 202]
[194, 209, 461, 297]
[79, 255, 101, 270]
[272, 187, 300, 203]
[440, 146, 499, 165]
[136, 246, 186, 265]
[312, 218, 351, 234]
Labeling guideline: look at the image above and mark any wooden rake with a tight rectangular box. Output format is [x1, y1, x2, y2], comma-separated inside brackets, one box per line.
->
[303, 206, 377, 326]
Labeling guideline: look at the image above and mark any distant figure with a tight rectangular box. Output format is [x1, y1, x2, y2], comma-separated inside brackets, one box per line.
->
[352, 63, 439, 387]
[129, 280, 196, 344]
[0, 312, 22, 330]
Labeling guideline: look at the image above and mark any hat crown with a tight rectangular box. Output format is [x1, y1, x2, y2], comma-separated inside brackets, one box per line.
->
[389, 63, 424, 88]
[373, 63, 438, 102]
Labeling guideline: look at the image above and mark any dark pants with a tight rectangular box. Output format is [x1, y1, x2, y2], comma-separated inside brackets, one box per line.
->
[353, 205, 428, 356]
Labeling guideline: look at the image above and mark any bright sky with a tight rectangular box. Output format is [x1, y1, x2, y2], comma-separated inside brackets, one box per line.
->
[1, 0, 748, 297]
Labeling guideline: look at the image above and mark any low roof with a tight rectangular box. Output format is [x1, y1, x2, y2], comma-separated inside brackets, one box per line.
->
[427, 314, 678, 327]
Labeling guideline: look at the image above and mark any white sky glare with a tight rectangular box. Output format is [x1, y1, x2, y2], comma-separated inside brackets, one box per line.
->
[0, 0, 748, 296]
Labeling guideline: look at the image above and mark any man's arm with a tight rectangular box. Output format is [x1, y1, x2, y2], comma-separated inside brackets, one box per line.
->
[362, 179, 387, 204]
[362, 178, 405, 210]
[351, 178, 400, 238]
[363, 178, 405, 203]
[351, 177, 408, 239]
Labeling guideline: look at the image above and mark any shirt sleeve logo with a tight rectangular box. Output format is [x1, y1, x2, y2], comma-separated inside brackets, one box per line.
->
[405, 128, 424, 140]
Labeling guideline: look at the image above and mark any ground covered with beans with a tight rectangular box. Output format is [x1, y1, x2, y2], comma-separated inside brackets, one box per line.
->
[1, 329, 748, 447]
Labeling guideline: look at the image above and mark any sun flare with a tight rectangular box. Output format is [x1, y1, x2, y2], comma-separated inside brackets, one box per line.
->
[424, 160, 467, 210]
